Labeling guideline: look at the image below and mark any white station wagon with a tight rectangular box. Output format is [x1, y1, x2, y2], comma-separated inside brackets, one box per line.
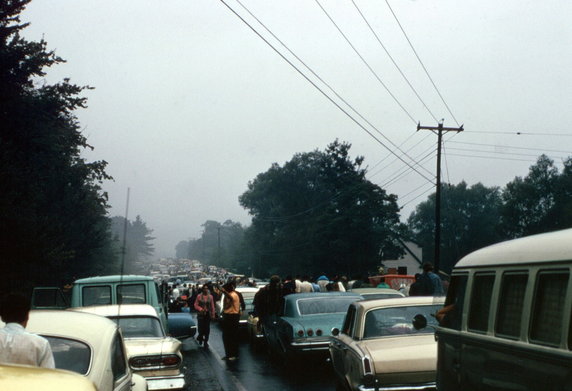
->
[73, 304, 185, 391]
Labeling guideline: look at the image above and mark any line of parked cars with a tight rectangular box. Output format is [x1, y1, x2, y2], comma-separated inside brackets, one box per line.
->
[243, 284, 443, 390]
[24, 274, 197, 391]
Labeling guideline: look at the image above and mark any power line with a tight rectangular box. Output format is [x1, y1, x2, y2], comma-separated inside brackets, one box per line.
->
[219, 0, 435, 185]
[447, 140, 572, 154]
[351, 0, 439, 123]
[232, 0, 434, 180]
[464, 130, 572, 136]
[446, 146, 568, 159]
[378, 148, 435, 188]
[399, 184, 434, 209]
[384, 0, 460, 126]
[314, 0, 418, 124]
[445, 152, 539, 163]
[370, 133, 434, 180]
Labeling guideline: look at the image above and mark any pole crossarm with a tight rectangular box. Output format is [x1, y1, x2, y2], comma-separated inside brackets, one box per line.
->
[417, 122, 464, 132]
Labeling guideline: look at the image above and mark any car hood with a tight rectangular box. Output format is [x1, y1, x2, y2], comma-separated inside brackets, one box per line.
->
[361, 333, 436, 374]
[124, 337, 181, 357]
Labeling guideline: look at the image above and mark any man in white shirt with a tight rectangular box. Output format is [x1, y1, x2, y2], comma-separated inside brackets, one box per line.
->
[0, 293, 55, 368]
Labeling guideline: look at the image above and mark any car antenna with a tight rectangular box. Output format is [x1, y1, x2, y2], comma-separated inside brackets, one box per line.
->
[118, 187, 131, 324]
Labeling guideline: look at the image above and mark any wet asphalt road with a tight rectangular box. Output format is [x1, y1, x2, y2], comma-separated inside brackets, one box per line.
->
[180, 318, 334, 391]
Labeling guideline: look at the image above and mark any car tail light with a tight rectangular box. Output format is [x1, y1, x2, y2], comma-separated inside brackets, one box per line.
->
[307, 329, 314, 336]
[297, 329, 304, 337]
[162, 355, 181, 366]
[316, 329, 323, 336]
[130, 355, 180, 369]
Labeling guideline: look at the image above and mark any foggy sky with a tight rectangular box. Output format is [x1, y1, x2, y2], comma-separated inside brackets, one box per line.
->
[21, 0, 572, 257]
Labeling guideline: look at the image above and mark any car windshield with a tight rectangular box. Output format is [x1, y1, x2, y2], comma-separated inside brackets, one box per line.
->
[297, 297, 358, 315]
[44, 336, 91, 375]
[110, 316, 164, 338]
[363, 304, 442, 338]
[241, 292, 257, 305]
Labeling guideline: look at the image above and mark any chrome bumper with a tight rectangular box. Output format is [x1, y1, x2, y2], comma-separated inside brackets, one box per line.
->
[358, 382, 436, 391]
[290, 340, 330, 352]
[145, 374, 186, 390]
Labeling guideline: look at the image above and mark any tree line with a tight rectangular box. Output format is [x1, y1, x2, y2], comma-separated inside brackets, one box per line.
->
[4, 0, 571, 294]
[0, 1, 154, 294]
[178, 151, 572, 278]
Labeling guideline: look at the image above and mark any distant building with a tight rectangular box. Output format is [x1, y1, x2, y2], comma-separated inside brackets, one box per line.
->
[382, 241, 423, 275]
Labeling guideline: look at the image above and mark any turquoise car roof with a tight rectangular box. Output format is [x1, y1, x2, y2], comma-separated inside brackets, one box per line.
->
[75, 275, 154, 284]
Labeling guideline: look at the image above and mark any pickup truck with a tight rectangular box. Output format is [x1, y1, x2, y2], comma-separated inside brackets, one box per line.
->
[32, 274, 196, 340]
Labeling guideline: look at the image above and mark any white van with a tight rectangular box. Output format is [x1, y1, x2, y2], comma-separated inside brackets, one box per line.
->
[436, 228, 572, 390]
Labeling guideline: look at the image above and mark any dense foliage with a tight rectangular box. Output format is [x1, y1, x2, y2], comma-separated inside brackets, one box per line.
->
[176, 220, 252, 272]
[238, 140, 406, 277]
[408, 182, 503, 273]
[408, 155, 572, 273]
[110, 216, 155, 274]
[0, 0, 116, 293]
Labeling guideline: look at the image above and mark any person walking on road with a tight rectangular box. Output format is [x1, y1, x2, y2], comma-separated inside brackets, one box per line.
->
[415, 263, 445, 296]
[194, 284, 215, 348]
[220, 282, 241, 361]
[0, 293, 55, 368]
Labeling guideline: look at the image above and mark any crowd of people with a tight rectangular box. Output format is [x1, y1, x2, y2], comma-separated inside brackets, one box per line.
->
[0, 262, 445, 368]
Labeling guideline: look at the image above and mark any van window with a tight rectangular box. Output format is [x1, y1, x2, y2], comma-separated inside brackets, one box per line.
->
[440, 274, 467, 330]
[468, 273, 495, 332]
[496, 273, 528, 339]
[83, 286, 111, 306]
[530, 270, 569, 347]
[117, 284, 146, 304]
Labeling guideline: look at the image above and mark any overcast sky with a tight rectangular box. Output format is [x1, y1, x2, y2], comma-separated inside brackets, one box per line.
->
[21, 0, 572, 257]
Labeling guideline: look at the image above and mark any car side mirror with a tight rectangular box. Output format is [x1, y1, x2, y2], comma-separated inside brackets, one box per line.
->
[412, 314, 427, 330]
[331, 327, 340, 336]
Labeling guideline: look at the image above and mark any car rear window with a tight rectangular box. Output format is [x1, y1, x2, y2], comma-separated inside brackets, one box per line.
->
[110, 316, 164, 338]
[363, 304, 442, 338]
[297, 297, 359, 315]
[44, 336, 91, 375]
[82, 285, 111, 306]
[117, 284, 146, 304]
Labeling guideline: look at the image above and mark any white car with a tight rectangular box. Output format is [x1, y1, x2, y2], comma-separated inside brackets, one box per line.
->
[73, 305, 185, 390]
[23, 310, 147, 391]
[218, 286, 259, 326]
[0, 364, 97, 391]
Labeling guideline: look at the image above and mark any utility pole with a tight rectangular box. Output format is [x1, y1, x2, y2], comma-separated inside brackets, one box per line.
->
[417, 121, 463, 273]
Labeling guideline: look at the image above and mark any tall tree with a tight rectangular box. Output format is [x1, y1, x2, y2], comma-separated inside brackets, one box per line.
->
[239, 140, 405, 277]
[0, 0, 114, 293]
[408, 182, 503, 273]
[110, 216, 155, 273]
[184, 220, 248, 271]
[500, 155, 572, 237]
